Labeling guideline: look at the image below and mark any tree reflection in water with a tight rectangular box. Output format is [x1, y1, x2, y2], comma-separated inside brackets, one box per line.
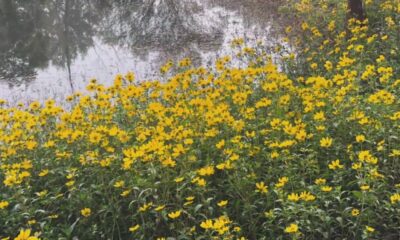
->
[0, 0, 280, 99]
[0, 0, 100, 88]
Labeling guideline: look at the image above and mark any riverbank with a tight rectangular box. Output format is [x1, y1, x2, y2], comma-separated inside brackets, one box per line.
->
[1, 0, 400, 239]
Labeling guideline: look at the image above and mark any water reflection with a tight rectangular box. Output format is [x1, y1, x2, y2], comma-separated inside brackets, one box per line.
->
[0, 0, 280, 103]
[102, 0, 223, 49]
[0, 0, 101, 86]
[99, 0, 225, 67]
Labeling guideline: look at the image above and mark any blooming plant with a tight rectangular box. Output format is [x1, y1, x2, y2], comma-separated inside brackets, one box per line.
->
[1, 0, 400, 239]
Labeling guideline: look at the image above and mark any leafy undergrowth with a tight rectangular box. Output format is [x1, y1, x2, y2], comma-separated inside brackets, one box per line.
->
[1, 0, 400, 239]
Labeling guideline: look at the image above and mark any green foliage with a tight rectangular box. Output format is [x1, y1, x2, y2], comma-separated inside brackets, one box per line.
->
[1, 0, 400, 239]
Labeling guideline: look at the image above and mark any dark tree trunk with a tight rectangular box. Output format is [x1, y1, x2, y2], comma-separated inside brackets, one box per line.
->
[64, 0, 74, 93]
[348, 0, 365, 21]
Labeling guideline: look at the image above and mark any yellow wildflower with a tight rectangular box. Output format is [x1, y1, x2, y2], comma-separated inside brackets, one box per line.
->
[351, 208, 360, 216]
[14, 229, 39, 240]
[0, 201, 9, 209]
[80, 208, 91, 217]
[217, 200, 228, 207]
[168, 210, 182, 219]
[320, 137, 333, 147]
[255, 182, 268, 193]
[390, 193, 400, 204]
[328, 159, 344, 170]
[129, 224, 140, 232]
[321, 186, 333, 192]
[200, 219, 213, 229]
[284, 223, 299, 233]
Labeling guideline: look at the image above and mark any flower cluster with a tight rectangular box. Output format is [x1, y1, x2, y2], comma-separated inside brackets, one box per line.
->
[0, 0, 400, 239]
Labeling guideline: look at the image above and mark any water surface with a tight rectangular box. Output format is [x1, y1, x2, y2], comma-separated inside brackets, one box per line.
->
[0, 0, 280, 103]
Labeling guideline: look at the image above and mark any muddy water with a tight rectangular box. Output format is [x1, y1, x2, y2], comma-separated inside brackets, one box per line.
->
[0, 0, 280, 104]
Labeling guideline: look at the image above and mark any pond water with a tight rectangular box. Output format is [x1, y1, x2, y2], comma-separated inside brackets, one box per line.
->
[0, 0, 280, 104]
